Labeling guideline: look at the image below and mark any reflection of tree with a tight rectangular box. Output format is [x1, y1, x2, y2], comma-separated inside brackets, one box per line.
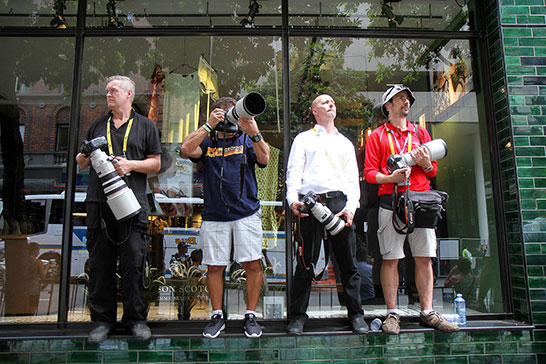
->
[366, 3, 469, 84]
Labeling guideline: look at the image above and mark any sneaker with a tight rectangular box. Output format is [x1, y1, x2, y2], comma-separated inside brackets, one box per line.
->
[243, 313, 262, 338]
[381, 313, 400, 335]
[203, 314, 225, 338]
[419, 311, 460, 332]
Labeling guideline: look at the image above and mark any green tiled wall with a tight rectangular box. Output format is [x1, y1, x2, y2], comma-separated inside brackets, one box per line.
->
[496, 0, 546, 328]
[0, 331, 543, 364]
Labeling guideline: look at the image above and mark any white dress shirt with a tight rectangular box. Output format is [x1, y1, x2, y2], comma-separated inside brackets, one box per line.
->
[286, 124, 360, 214]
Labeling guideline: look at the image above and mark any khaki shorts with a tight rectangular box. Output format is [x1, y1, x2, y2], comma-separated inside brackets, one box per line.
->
[377, 207, 437, 260]
[200, 210, 263, 266]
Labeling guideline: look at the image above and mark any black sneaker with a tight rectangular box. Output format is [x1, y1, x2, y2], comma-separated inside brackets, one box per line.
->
[243, 313, 262, 338]
[203, 314, 225, 338]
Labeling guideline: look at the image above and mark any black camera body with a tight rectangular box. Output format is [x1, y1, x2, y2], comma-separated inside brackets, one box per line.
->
[298, 191, 345, 236]
[80, 136, 108, 156]
[386, 154, 410, 174]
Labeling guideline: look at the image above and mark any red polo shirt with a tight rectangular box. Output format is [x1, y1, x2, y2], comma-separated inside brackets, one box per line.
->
[364, 121, 437, 196]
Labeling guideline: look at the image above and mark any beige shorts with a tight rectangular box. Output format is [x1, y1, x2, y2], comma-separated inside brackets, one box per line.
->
[377, 207, 437, 260]
[200, 210, 263, 266]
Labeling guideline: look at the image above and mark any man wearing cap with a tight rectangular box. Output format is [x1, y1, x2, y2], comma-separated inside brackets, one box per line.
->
[364, 85, 458, 334]
[170, 242, 190, 270]
[285, 94, 368, 335]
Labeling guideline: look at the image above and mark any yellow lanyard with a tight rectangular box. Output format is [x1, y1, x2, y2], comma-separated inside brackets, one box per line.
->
[313, 126, 347, 168]
[106, 115, 133, 156]
[386, 126, 412, 155]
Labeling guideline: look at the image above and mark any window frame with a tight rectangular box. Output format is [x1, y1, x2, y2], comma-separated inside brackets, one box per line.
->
[0, 0, 514, 328]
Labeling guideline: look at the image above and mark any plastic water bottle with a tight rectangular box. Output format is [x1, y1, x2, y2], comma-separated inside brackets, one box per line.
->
[370, 318, 382, 331]
[454, 294, 466, 326]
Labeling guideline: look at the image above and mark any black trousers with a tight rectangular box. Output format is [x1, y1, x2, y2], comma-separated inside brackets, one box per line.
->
[86, 202, 149, 328]
[291, 193, 363, 319]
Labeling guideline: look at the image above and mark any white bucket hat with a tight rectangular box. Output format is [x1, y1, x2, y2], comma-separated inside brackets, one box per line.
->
[381, 85, 415, 117]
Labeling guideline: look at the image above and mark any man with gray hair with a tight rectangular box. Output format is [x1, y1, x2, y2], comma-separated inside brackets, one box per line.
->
[76, 75, 162, 343]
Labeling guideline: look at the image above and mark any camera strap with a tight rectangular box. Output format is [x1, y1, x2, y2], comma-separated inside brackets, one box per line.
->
[391, 181, 415, 234]
[295, 212, 329, 281]
[98, 203, 134, 245]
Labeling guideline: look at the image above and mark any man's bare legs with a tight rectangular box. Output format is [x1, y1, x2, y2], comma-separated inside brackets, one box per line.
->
[414, 257, 433, 311]
[241, 260, 262, 311]
[207, 265, 226, 310]
[381, 259, 399, 309]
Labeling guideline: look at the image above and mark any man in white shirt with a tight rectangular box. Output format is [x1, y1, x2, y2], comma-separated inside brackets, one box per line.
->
[285, 94, 367, 335]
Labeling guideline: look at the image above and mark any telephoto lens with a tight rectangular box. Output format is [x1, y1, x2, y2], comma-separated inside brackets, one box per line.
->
[299, 192, 345, 236]
[386, 139, 448, 174]
[81, 136, 142, 221]
[216, 92, 267, 133]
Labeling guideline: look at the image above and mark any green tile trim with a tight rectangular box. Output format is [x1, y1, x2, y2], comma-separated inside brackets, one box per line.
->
[261, 336, 296, 348]
[244, 349, 279, 361]
[138, 350, 173, 362]
[173, 350, 209, 362]
[11, 340, 48, 352]
[67, 351, 102, 363]
[315, 347, 349, 359]
[103, 351, 138, 363]
[0, 353, 31, 364]
[450, 343, 485, 355]
[49, 339, 86, 351]
[503, 354, 540, 364]
[30, 352, 67, 364]
[154, 337, 190, 350]
[279, 348, 314, 360]
[209, 349, 245, 361]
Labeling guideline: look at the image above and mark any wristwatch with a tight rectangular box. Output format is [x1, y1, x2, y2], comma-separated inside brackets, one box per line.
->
[250, 132, 262, 143]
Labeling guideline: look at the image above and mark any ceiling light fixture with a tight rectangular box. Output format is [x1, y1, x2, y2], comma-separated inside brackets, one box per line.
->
[50, 0, 68, 29]
[240, 0, 261, 28]
[381, 0, 404, 28]
[107, 0, 124, 28]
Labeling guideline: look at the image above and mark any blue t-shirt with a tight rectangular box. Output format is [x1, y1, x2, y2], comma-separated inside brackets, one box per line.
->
[191, 134, 265, 221]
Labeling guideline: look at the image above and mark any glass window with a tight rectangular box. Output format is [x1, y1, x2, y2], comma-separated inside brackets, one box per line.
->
[0, 0, 78, 28]
[289, 0, 476, 31]
[0, 37, 74, 322]
[85, 0, 281, 28]
[71, 35, 285, 323]
[56, 107, 70, 152]
[289, 36, 501, 319]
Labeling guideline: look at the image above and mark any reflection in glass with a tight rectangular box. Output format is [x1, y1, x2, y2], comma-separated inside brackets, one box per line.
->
[289, 36, 501, 319]
[0, 38, 74, 321]
[289, 0, 474, 31]
[0, 0, 78, 27]
[84, 0, 282, 28]
[72, 36, 285, 322]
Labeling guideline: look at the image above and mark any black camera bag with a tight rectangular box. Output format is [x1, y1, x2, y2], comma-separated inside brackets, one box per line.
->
[392, 188, 448, 234]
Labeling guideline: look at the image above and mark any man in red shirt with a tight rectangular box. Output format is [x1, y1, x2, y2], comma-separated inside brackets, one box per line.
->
[364, 85, 458, 334]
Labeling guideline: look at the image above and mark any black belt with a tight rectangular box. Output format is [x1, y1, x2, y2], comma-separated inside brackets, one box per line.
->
[316, 190, 344, 200]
